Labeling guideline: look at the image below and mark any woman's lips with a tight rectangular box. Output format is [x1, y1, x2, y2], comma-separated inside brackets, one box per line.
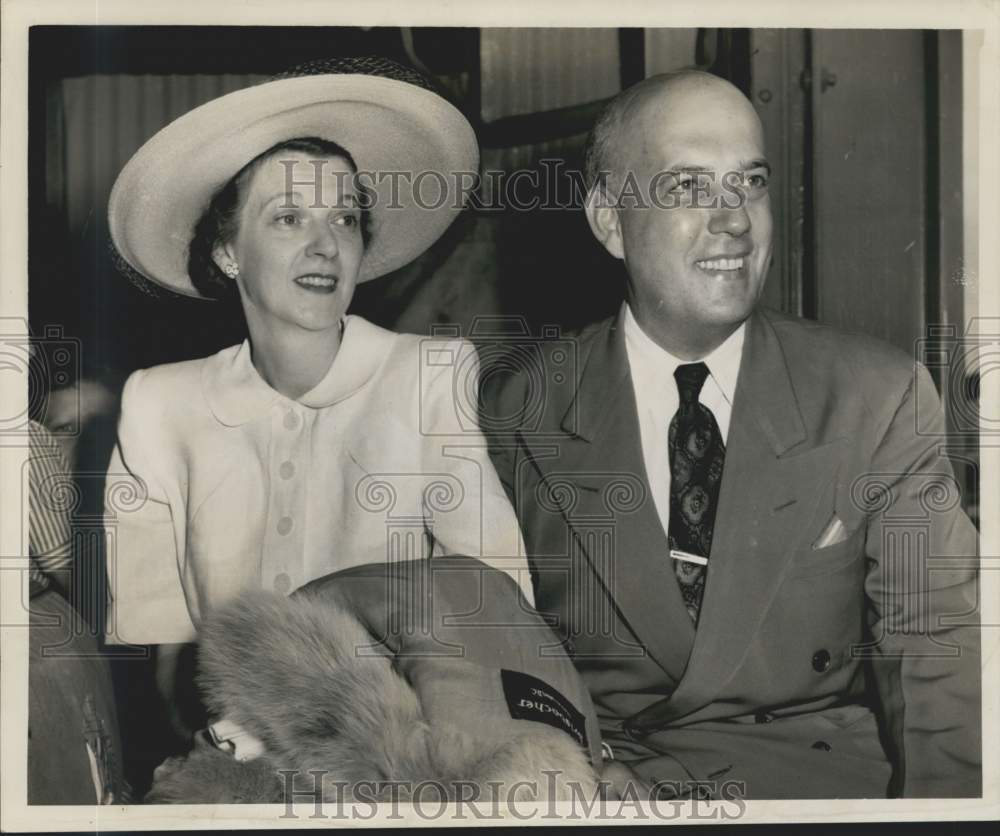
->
[294, 274, 339, 293]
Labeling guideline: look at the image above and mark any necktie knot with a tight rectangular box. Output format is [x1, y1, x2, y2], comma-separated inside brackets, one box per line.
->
[674, 362, 710, 405]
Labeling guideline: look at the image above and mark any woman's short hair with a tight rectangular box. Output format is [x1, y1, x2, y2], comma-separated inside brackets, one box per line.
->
[187, 137, 372, 300]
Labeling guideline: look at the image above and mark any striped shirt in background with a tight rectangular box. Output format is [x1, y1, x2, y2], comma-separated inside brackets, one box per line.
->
[28, 421, 74, 595]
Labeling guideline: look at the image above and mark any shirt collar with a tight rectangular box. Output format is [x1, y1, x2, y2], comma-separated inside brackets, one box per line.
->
[204, 315, 394, 426]
[623, 303, 745, 405]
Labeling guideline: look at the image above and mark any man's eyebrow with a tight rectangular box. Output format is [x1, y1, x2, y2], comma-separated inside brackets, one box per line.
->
[740, 159, 772, 175]
[664, 165, 713, 174]
[662, 161, 772, 175]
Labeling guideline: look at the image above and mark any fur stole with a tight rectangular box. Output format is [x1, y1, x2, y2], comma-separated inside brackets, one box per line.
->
[146, 590, 599, 804]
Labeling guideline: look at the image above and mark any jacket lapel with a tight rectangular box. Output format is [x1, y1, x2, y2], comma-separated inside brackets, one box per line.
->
[523, 311, 696, 683]
[629, 309, 844, 727]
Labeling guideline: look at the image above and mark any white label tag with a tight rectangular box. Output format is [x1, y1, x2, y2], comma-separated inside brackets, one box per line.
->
[670, 549, 709, 566]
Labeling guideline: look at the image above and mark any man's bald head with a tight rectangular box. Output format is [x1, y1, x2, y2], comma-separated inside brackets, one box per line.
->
[585, 71, 764, 199]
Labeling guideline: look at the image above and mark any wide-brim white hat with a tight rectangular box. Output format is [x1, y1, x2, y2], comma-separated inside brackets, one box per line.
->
[109, 57, 479, 299]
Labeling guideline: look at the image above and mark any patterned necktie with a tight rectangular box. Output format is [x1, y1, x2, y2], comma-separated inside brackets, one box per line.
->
[668, 362, 726, 623]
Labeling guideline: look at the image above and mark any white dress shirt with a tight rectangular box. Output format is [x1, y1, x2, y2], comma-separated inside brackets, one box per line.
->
[623, 305, 745, 542]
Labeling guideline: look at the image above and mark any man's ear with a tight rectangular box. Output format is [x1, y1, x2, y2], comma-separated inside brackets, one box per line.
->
[584, 187, 625, 260]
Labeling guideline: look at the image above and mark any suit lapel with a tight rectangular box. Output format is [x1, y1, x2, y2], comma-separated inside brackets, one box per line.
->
[631, 309, 843, 726]
[524, 311, 696, 683]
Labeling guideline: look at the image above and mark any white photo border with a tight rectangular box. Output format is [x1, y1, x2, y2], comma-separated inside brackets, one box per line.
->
[1, 0, 997, 829]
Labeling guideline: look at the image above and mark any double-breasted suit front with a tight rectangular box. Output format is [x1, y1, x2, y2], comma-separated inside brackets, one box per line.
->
[480, 304, 980, 799]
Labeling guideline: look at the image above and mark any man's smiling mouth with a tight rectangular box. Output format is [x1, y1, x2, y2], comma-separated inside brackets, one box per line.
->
[695, 257, 746, 272]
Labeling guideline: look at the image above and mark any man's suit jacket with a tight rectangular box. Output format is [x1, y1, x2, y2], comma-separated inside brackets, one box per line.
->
[480, 305, 981, 799]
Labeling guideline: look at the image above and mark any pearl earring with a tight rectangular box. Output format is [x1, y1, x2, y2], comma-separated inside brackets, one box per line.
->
[223, 263, 240, 279]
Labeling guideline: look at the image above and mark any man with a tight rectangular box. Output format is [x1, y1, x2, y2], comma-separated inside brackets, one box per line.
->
[480, 71, 980, 799]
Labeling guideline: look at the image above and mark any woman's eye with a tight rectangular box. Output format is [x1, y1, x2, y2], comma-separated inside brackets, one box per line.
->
[745, 172, 769, 190]
[671, 176, 695, 193]
[276, 213, 299, 226]
[334, 214, 359, 228]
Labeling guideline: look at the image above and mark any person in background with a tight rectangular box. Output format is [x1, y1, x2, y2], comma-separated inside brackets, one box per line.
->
[35, 369, 125, 631]
[28, 421, 74, 599]
[42, 372, 124, 475]
[27, 419, 128, 803]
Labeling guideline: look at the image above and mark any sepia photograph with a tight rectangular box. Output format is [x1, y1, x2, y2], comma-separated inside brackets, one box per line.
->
[1, 0, 997, 829]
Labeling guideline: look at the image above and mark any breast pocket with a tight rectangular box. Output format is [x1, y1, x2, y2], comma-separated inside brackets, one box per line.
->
[784, 522, 867, 580]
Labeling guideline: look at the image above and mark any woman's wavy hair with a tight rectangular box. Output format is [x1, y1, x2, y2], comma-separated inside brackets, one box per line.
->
[187, 137, 372, 300]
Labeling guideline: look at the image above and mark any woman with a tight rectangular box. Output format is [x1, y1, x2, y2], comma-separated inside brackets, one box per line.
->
[104, 58, 530, 648]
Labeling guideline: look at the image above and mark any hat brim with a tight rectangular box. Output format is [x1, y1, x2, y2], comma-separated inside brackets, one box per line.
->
[109, 74, 479, 298]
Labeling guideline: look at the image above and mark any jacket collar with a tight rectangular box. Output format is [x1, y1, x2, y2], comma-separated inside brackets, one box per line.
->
[622, 303, 745, 410]
[560, 305, 632, 440]
[563, 305, 804, 455]
[204, 315, 394, 427]
[539, 306, 697, 682]
[739, 308, 808, 457]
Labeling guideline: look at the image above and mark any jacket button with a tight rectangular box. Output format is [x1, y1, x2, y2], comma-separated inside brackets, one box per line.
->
[812, 649, 831, 672]
[811, 740, 832, 752]
[754, 711, 773, 724]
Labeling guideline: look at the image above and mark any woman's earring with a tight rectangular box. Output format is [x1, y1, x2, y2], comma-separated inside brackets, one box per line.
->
[223, 263, 240, 279]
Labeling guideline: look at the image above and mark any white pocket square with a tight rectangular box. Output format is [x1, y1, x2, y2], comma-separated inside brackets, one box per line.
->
[812, 515, 849, 550]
